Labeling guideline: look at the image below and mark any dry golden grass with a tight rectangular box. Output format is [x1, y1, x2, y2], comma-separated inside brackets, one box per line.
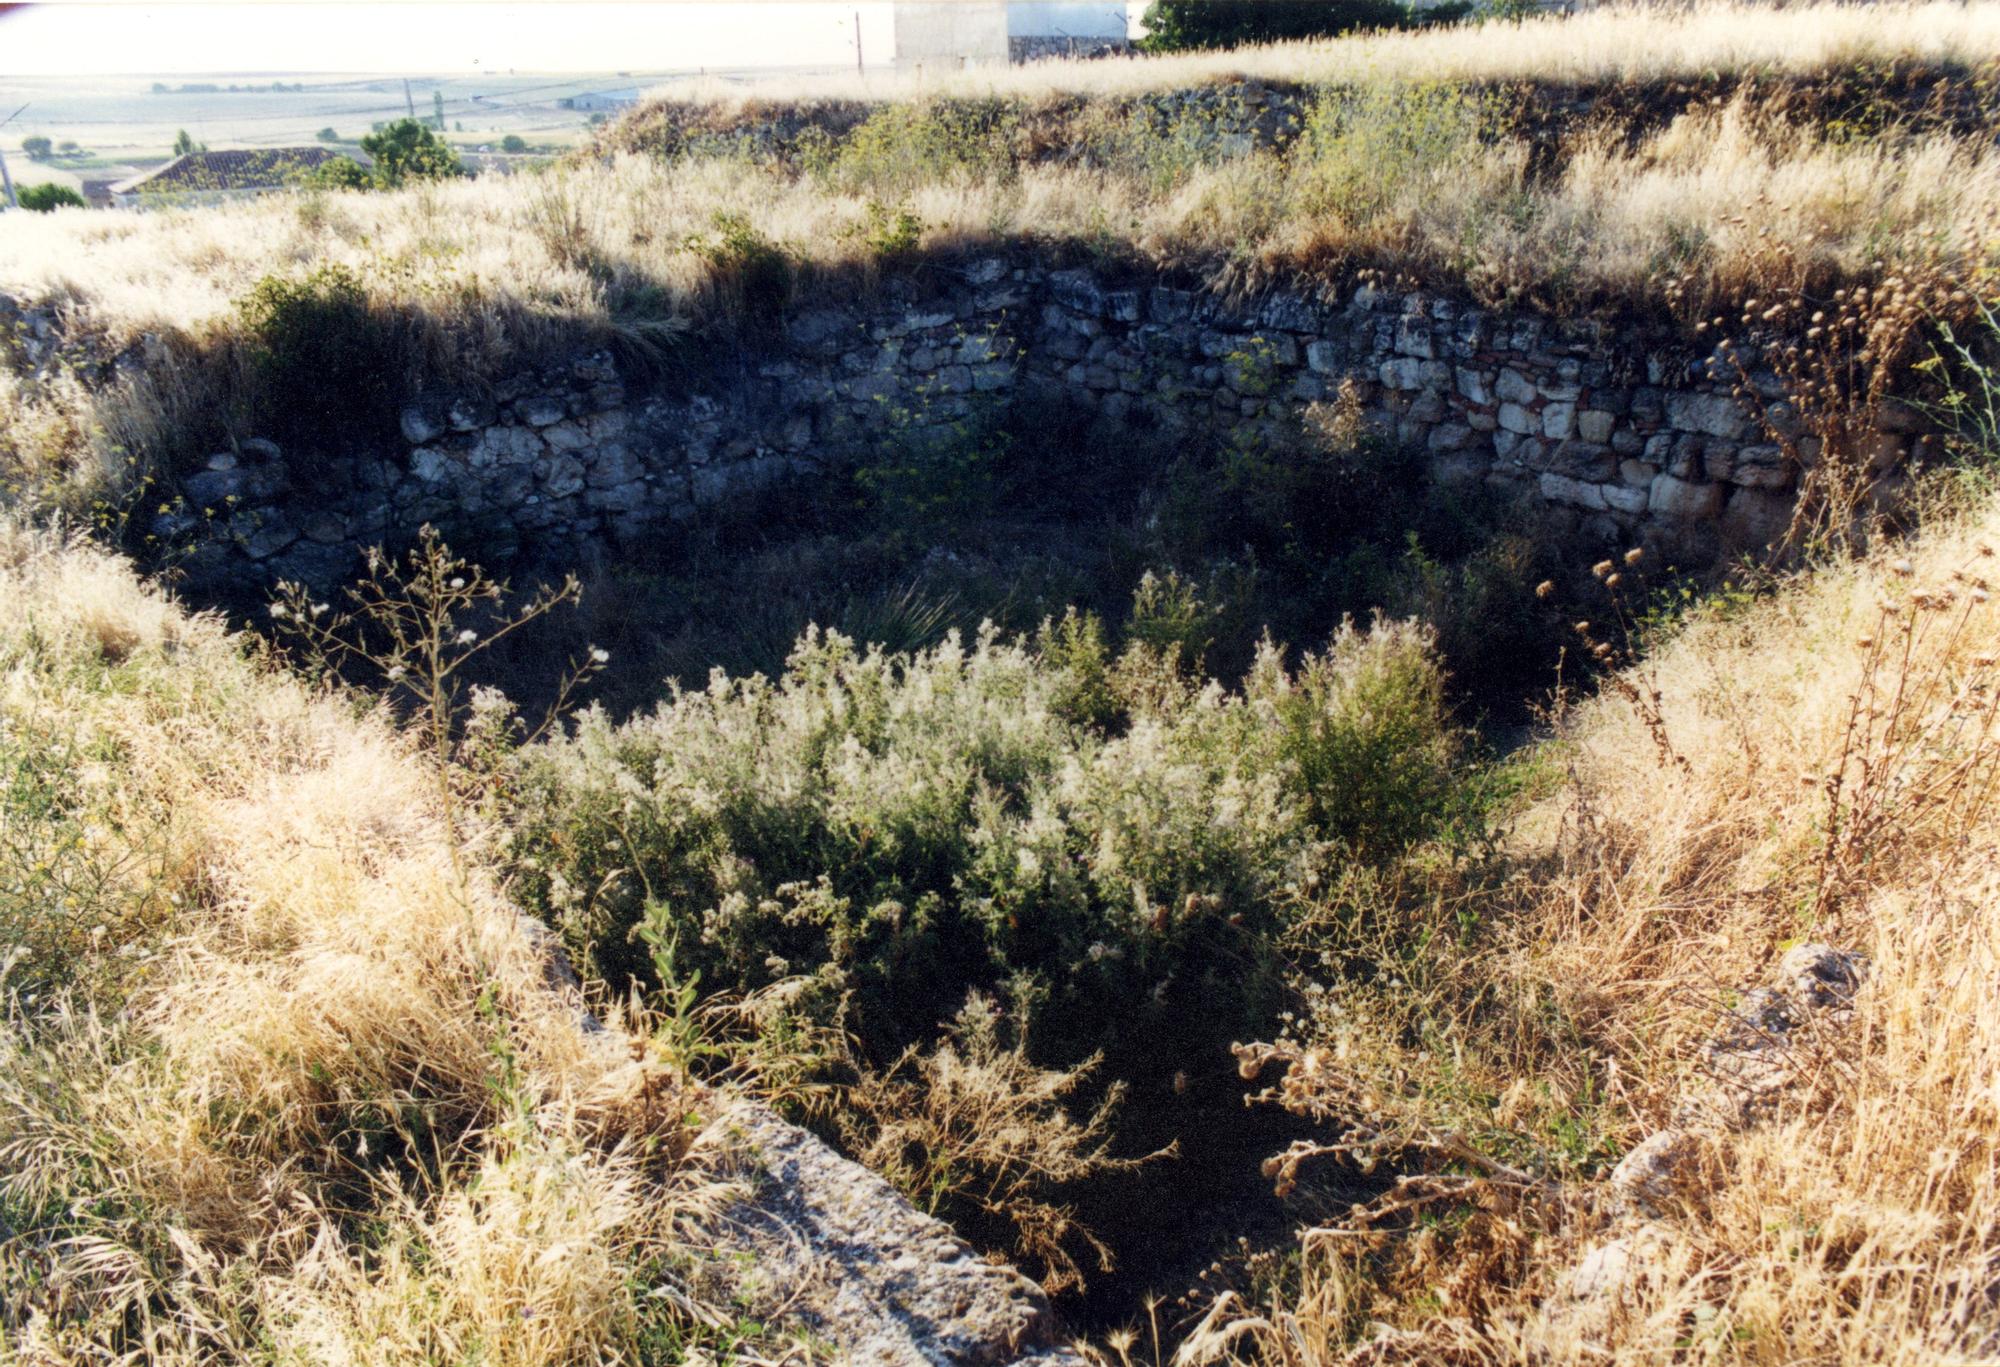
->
[3, 2, 1997, 501]
[0, 526, 724, 1362]
[1185, 485, 2000, 1363]
[659, 1, 2000, 108]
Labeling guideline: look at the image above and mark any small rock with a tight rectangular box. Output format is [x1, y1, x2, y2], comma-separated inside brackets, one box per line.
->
[518, 394, 568, 427]
[1777, 943, 1867, 1009]
[400, 405, 446, 446]
[1609, 1129, 1695, 1216]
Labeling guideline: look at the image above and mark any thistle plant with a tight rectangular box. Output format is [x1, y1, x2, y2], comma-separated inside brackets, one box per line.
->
[269, 525, 606, 854]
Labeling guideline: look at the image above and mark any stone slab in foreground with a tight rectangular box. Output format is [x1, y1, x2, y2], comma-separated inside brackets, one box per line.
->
[697, 1100, 1088, 1366]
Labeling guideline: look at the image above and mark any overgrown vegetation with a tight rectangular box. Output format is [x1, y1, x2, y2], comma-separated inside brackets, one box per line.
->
[7, 4, 2000, 497]
[8, 4, 2000, 1359]
[1138, 0, 1423, 53]
[0, 526, 769, 1363]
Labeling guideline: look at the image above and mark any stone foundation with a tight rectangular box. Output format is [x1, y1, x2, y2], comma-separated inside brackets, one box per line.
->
[62, 261, 1930, 590]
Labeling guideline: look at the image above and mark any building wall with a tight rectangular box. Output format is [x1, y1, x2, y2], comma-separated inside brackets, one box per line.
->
[891, 1, 1010, 72]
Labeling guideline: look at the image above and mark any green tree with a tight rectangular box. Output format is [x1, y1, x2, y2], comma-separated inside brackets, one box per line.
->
[315, 126, 339, 142]
[19, 183, 86, 212]
[55, 140, 79, 154]
[171, 129, 206, 157]
[1139, 0, 1410, 51]
[303, 156, 372, 191]
[500, 133, 528, 153]
[432, 89, 446, 131]
[358, 117, 464, 187]
[20, 136, 51, 160]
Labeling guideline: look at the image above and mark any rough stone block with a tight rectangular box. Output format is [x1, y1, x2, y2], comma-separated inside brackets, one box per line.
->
[1542, 401, 1576, 440]
[1495, 368, 1537, 405]
[1576, 409, 1615, 444]
[1539, 472, 1608, 511]
[1049, 269, 1106, 317]
[1305, 339, 1343, 374]
[1394, 318, 1435, 359]
[1721, 486, 1794, 553]
[1664, 390, 1751, 440]
[1427, 422, 1478, 452]
[400, 405, 445, 446]
[1455, 367, 1492, 406]
[1499, 402, 1539, 435]
[409, 447, 452, 485]
[1649, 472, 1724, 519]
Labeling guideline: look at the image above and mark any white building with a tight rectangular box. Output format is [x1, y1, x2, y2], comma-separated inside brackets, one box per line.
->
[890, 2, 1131, 72]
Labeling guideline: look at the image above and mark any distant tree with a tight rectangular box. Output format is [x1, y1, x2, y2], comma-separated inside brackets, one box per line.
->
[56, 140, 79, 153]
[1138, 0, 1410, 51]
[151, 81, 169, 94]
[172, 129, 207, 157]
[20, 135, 52, 160]
[19, 183, 86, 212]
[500, 133, 528, 153]
[316, 126, 339, 142]
[453, 120, 464, 132]
[432, 90, 446, 131]
[358, 118, 465, 187]
[302, 156, 372, 191]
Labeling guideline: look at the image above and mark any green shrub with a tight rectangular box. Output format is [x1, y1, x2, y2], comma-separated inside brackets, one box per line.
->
[17, 183, 85, 212]
[1139, 0, 1412, 52]
[1293, 82, 1496, 230]
[683, 212, 792, 319]
[848, 199, 925, 258]
[1123, 568, 1217, 670]
[302, 156, 371, 191]
[19, 135, 51, 160]
[500, 133, 529, 154]
[828, 99, 1021, 195]
[852, 406, 1007, 537]
[233, 265, 396, 448]
[1258, 614, 1464, 862]
[359, 117, 464, 187]
[508, 611, 1466, 1081]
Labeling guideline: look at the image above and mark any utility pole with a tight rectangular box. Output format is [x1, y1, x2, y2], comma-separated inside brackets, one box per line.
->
[0, 104, 28, 211]
[854, 9, 864, 78]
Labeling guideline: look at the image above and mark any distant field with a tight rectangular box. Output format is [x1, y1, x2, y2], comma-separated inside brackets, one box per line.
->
[0, 68, 841, 188]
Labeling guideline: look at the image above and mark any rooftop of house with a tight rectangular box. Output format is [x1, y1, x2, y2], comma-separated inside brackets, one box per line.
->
[109, 146, 370, 196]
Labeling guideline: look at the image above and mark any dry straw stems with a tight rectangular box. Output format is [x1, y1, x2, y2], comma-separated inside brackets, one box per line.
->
[0, 525, 729, 1363]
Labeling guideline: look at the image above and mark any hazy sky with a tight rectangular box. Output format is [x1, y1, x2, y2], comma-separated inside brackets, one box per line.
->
[0, 2, 915, 75]
[0, 1, 1134, 76]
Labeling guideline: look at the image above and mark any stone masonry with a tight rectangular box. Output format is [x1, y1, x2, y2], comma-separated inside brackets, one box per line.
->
[112, 258, 1933, 592]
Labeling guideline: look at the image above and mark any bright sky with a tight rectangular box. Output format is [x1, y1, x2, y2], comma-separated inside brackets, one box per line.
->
[0, 1, 924, 75]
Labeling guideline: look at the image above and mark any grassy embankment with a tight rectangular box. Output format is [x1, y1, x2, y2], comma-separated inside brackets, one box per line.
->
[6, 3, 2000, 1359]
[3, 1, 1998, 497]
[0, 526, 751, 1363]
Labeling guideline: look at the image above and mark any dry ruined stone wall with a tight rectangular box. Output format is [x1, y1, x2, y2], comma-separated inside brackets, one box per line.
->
[142, 259, 1932, 592]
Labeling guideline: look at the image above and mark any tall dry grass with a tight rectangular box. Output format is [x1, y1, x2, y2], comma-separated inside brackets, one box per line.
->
[1176, 483, 2000, 1362]
[2, 2, 1996, 503]
[653, 1, 2000, 108]
[0, 525, 726, 1362]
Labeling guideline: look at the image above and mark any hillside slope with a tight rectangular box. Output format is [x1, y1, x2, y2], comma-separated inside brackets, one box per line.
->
[0, 526, 713, 1363]
[1195, 483, 2000, 1362]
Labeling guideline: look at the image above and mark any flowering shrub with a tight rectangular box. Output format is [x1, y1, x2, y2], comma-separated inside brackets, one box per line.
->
[507, 612, 1466, 1077]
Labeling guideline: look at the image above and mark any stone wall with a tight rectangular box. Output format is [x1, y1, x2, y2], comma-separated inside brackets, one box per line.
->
[142, 258, 1932, 592]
